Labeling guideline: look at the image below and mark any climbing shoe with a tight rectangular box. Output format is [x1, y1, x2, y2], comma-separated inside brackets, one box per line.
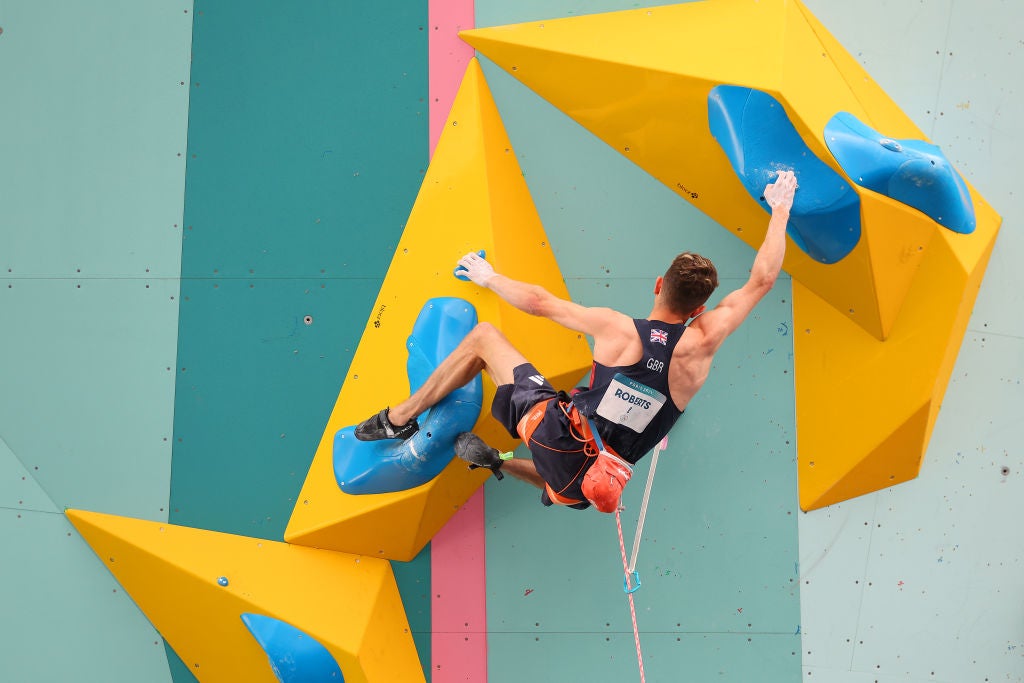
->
[455, 432, 509, 480]
[354, 408, 419, 442]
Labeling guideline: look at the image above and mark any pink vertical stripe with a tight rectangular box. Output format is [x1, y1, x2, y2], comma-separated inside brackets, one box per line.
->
[428, 2, 486, 682]
[428, 0, 476, 155]
[431, 489, 488, 682]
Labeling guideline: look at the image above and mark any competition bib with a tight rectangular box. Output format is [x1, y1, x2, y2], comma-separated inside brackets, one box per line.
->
[594, 374, 666, 433]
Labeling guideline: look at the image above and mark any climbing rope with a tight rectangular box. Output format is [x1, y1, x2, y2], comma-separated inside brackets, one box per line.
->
[614, 436, 667, 683]
[616, 505, 647, 683]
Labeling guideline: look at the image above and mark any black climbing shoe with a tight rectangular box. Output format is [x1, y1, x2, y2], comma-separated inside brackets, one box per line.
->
[354, 408, 419, 442]
[455, 432, 507, 480]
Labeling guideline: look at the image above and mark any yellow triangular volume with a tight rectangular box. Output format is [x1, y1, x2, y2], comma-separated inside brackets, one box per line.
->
[793, 195, 998, 509]
[284, 58, 592, 560]
[801, 402, 932, 510]
[461, 0, 987, 342]
[66, 509, 424, 683]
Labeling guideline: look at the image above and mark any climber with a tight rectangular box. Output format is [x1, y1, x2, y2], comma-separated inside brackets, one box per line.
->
[354, 170, 798, 512]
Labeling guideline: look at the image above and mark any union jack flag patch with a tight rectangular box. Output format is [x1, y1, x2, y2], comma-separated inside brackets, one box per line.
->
[650, 328, 668, 345]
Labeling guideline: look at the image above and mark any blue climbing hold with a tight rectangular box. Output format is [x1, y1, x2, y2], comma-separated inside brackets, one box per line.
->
[453, 249, 486, 281]
[824, 112, 975, 233]
[241, 613, 345, 682]
[333, 297, 483, 495]
[708, 85, 862, 264]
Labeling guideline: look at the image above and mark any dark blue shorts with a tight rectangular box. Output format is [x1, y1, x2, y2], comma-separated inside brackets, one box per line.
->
[491, 363, 592, 509]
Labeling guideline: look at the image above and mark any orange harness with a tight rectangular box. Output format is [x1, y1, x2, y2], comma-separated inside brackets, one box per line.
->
[516, 398, 633, 512]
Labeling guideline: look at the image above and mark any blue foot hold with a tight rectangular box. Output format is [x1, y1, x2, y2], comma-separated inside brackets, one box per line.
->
[334, 297, 483, 495]
[824, 112, 975, 234]
[708, 85, 862, 264]
[241, 613, 345, 682]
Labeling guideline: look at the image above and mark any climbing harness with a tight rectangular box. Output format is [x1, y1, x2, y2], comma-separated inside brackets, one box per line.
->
[515, 397, 634, 509]
[613, 435, 668, 683]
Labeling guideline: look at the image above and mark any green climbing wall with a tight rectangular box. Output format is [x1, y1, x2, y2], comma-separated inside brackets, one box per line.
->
[0, 2, 191, 681]
[169, 1, 431, 679]
[2, 0, 1022, 681]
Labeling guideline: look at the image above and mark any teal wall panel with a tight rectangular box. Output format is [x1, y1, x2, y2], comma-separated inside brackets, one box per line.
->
[1, 436, 59, 513]
[180, 1, 428, 280]
[170, 277, 376, 536]
[0, 2, 190, 679]
[174, 0, 428, 536]
[1, 279, 178, 518]
[488, 634, 798, 681]
[173, 1, 431, 679]
[0, 511, 172, 682]
[0, 2, 190, 278]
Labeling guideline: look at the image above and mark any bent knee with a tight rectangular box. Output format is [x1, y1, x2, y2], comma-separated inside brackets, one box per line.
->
[467, 322, 526, 381]
[470, 321, 507, 344]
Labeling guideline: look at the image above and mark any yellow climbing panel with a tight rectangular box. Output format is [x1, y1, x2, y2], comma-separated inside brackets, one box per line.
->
[66, 509, 423, 683]
[284, 58, 592, 559]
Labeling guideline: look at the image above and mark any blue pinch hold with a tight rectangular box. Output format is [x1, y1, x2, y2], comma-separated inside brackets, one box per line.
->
[453, 249, 486, 281]
[708, 85, 862, 264]
[241, 613, 345, 682]
[334, 297, 483, 495]
[824, 112, 975, 233]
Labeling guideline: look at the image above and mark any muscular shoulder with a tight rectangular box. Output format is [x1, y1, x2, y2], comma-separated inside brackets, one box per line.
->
[590, 309, 640, 365]
[678, 316, 724, 355]
[666, 327, 716, 409]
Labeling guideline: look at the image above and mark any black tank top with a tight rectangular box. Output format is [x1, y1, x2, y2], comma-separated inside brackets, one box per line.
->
[572, 319, 686, 463]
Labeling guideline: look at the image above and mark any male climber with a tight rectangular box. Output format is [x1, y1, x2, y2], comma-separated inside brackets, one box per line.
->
[355, 170, 798, 512]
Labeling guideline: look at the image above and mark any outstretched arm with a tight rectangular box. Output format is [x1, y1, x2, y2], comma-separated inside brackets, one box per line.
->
[690, 170, 798, 351]
[456, 252, 628, 338]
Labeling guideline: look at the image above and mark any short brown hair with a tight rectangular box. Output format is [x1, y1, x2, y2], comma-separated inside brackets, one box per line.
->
[662, 252, 718, 314]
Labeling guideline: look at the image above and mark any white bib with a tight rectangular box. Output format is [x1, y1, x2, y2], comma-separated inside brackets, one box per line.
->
[594, 373, 666, 433]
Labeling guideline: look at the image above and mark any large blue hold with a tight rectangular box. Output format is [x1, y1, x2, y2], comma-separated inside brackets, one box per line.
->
[824, 111, 975, 233]
[334, 297, 482, 495]
[241, 613, 345, 682]
[708, 85, 862, 264]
